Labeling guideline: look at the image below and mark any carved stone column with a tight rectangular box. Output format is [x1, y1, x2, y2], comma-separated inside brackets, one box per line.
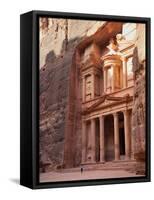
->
[91, 73, 95, 99]
[112, 65, 115, 92]
[81, 120, 87, 164]
[104, 69, 107, 93]
[113, 112, 120, 161]
[91, 118, 96, 162]
[123, 110, 131, 159]
[82, 76, 85, 102]
[122, 57, 127, 88]
[99, 116, 105, 162]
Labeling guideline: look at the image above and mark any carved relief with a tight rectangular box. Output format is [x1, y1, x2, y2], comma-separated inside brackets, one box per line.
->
[85, 75, 92, 101]
[95, 75, 101, 96]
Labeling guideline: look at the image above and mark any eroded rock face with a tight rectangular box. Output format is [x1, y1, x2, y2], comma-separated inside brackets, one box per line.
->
[132, 24, 146, 163]
[39, 44, 77, 170]
[39, 18, 105, 171]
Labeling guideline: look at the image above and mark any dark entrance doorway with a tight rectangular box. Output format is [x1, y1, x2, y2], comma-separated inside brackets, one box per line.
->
[118, 112, 125, 159]
[104, 115, 114, 161]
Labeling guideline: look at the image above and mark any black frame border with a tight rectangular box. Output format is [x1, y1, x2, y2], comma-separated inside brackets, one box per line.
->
[20, 10, 151, 189]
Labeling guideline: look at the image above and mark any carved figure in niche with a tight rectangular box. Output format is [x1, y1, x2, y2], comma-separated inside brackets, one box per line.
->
[86, 81, 91, 94]
[85, 75, 92, 100]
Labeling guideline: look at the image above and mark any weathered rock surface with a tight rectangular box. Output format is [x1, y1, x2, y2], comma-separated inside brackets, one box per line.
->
[39, 18, 105, 171]
[40, 47, 74, 170]
[132, 24, 146, 171]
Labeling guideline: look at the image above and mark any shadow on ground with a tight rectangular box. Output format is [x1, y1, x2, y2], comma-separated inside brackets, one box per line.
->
[9, 178, 20, 185]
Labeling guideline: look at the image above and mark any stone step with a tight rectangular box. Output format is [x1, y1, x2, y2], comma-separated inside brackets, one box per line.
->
[82, 162, 136, 171]
[61, 160, 137, 173]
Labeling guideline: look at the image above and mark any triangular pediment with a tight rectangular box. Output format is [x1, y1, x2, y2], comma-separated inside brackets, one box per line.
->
[83, 94, 131, 114]
[97, 98, 114, 107]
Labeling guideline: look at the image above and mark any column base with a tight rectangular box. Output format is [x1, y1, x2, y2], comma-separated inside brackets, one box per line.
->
[125, 156, 131, 161]
[100, 160, 105, 164]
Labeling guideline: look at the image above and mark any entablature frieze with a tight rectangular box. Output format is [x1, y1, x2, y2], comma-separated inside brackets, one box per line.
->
[82, 92, 133, 115]
[82, 102, 133, 121]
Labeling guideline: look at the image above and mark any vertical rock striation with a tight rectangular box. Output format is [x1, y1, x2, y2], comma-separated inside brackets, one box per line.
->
[132, 24, 146, 168]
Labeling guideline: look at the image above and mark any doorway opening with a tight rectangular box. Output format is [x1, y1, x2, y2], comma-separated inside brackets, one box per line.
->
[118, 112, 125, 159]
[104, 115, 114, 161]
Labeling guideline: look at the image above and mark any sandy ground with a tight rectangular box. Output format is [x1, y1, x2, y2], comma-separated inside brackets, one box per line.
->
[40, 169, 142, 183]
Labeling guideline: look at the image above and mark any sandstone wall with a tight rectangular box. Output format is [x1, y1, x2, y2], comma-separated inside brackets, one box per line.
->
[39, 18, 105, 170]
[132, 24, 146, 161]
